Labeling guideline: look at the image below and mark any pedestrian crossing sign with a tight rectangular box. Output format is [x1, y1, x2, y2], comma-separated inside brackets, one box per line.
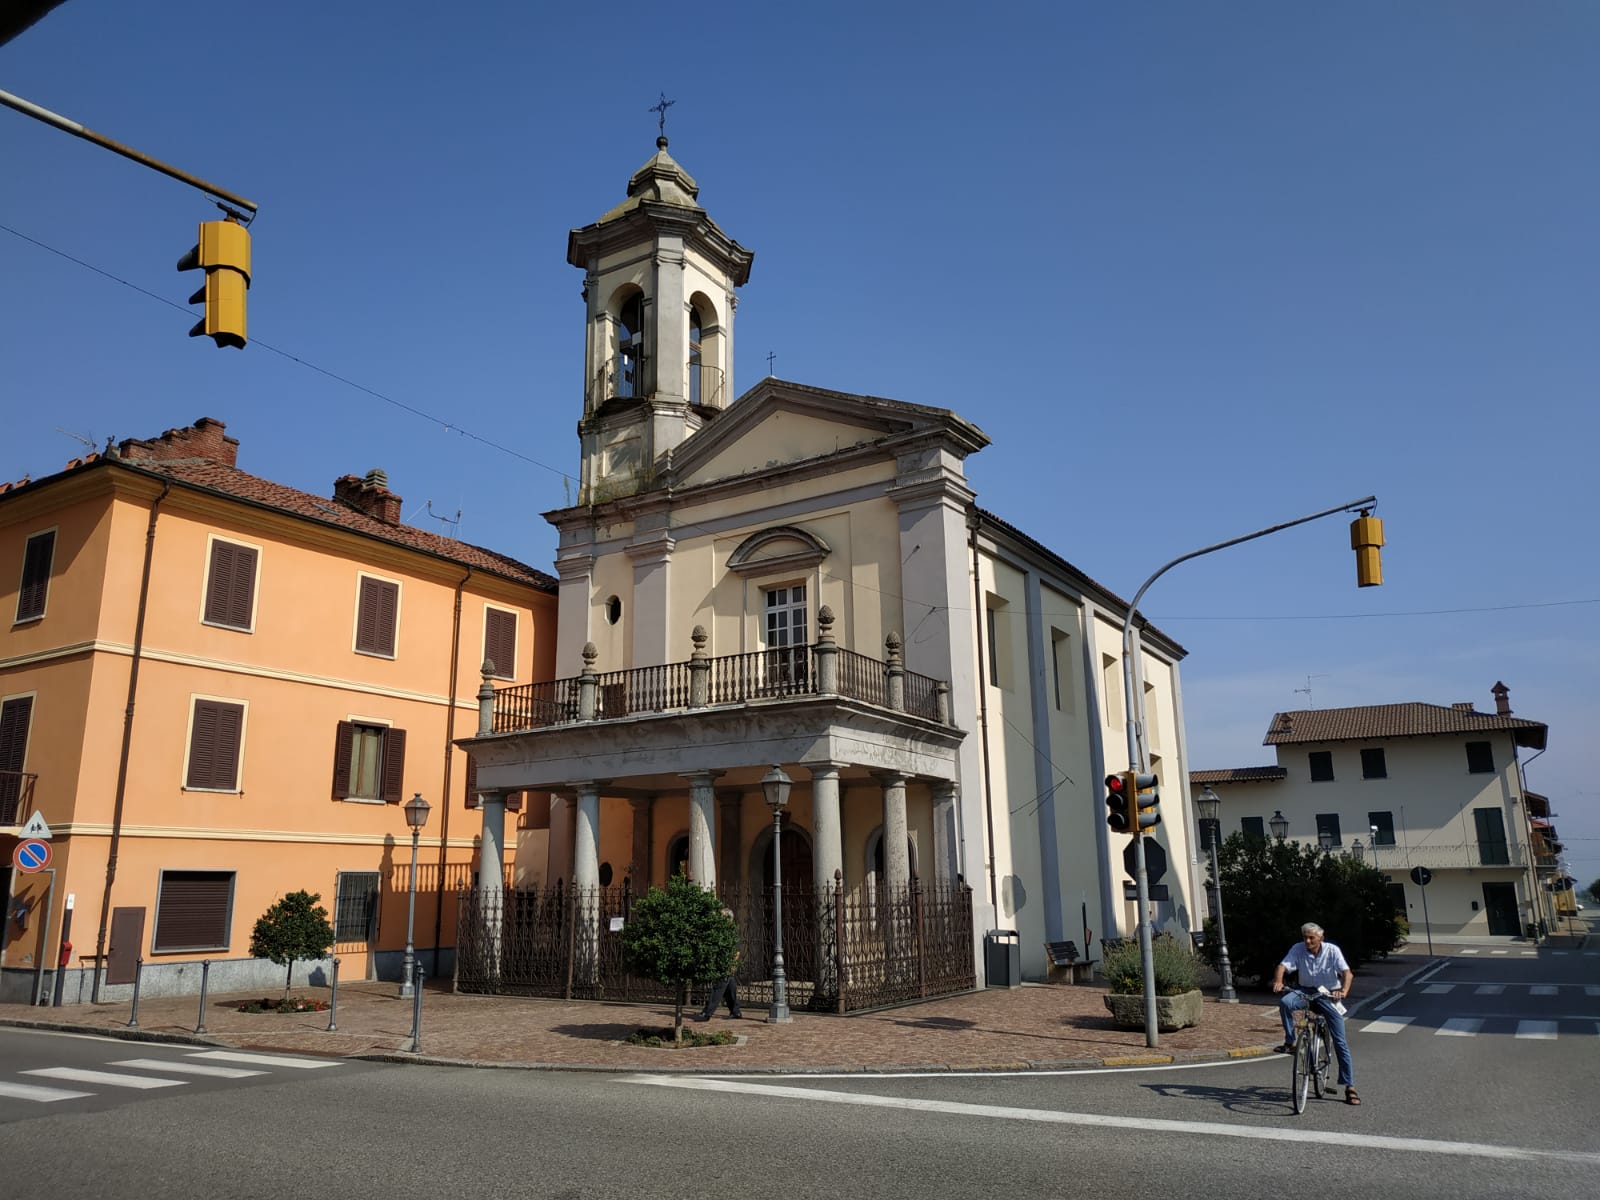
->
[19, 812, 51, 840]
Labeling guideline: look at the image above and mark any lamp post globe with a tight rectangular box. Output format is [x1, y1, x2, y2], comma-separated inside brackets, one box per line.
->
[1195, 786, 1237, 1003]
[760, 765, 793, 1024]
[399, 793, 431, 999]
[1269, 810, 1289, 842]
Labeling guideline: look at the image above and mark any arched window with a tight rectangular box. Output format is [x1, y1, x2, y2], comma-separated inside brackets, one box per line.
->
[689, 307, 704, 406]
[617, 293, 644, 399]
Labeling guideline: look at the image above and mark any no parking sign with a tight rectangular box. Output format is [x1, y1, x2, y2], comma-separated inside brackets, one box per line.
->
[12, 839, 51, 873]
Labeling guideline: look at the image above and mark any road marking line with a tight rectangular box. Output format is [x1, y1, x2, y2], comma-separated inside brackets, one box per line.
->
[1359, 1017, 1415, 1034]
[629, 1076, 1600, 1165]
[1530, 985, 1558, 997]
[24, 1067, 185, 1089]
[1491, 950, 1508, 956]
[1519, 951, 1537, 957]
[1515, 1021, 1558, 1040]
[1373, 994, 1403, 1012]
[1437, 1018, 1482, 1037]
[1422, 984, 1454, 994]
[188, 1051, 340, 1069]
[1474, 985, 1504, 996]
[1460, 949, 1481, 955]
[1587, 986, 1600, 998]
[111, 1058, 266, 1079]
[1551, 951, 1569, 957]
[0, 1080, 93, 1102]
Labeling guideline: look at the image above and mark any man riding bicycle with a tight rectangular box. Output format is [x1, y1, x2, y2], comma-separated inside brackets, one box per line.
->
[1271, 921, 1360, 1106]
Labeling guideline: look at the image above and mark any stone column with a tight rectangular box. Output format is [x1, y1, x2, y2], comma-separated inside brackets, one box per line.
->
[683, 771, 721, 889]
[810, 763, 845, 894]
[931, 780, 959, 884]
[478, 790, 508, 979]
[879, 772, 911, 892]
[628, 796, 652, 890]
[573, 781, 602, 985]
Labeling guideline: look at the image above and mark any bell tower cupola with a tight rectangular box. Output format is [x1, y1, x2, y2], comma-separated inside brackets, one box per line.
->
[567, 136, 754, 503]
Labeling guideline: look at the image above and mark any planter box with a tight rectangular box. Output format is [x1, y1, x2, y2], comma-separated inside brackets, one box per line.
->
[1103, 988, 1203, 1032]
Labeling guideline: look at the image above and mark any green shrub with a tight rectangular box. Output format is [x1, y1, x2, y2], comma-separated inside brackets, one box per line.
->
[249, 890, 334, 999]
[620, 874, 738, 1041]
[1101, 934, 1202, 996]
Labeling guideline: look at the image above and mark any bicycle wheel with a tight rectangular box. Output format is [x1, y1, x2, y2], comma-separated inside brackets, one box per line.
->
[1318, 1026, 1337, 1095]
[1292, 1030, 1311, 1114]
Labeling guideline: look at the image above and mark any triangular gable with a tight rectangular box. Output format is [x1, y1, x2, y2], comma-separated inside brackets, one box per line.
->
[667, 378, 985, 490]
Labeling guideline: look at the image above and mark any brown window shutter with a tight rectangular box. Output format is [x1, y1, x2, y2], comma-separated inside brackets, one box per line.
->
[153, 870, 235, 951]
[0, 695, 33, 773]
[17, 531, 55, 621]
[380, 726, 406, 803]
[331, 721, 354, 798]
[464, 755, 479, 809]
[203, 542, 231, 625]
[376, 581, 397, 654]
[229, 545, 257, 628]
[186, 701, 219, 789]
[485, 609, 517, 680]
[204, 542, 257, 630]
[356, 578, 398, 655]
[213, 702, 243, 790]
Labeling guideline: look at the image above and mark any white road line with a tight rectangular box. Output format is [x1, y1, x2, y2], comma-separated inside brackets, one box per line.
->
[1422, 984, 1454, 995]
[1530, 985, 1558, 997]
[1373, 994, 1403, 1012]
[1551, 951, 1569, 957]
[1586, 986, 1600, 998]
[1519, 951, 1537, 957]
[1490, 950, 1508, 956]
[1474, 985, 1504, 996]
[111, 1058, 266, 1079]
[1360, 1016, 1415, 1034]
[0, 1080, 93, 1102]
[629, 1076, 1600, 1166]
[1437, 1018, 1483, 1037]
[187, 1051, 339, 1069]
[23, 1067, 185, 1090]
[1460, 949, 1481, 955]
[1515, 1021, 1558, 1040]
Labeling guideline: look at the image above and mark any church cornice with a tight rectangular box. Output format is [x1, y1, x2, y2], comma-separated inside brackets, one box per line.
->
[567, 202, 753, 286]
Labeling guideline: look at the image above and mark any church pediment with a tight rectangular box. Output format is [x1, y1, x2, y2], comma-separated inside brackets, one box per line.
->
[666, 379, 988, 490]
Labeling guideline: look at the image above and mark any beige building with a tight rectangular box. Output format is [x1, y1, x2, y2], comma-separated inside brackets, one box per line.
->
[1190, 683, 1553, 944]
[460, 137, 1199, 1003]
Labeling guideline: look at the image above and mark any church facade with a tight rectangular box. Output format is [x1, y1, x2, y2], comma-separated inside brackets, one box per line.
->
[460, 138, 1201, 1003]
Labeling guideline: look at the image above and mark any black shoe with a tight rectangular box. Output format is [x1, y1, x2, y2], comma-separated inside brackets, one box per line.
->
[730, 1012, 744, 1019]
[1273, 1042, 1294, 1054]
[691, 1014, 711, 1022]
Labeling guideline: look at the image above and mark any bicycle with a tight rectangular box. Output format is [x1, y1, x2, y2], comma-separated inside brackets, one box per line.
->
[1288, 987, 1339, 1115]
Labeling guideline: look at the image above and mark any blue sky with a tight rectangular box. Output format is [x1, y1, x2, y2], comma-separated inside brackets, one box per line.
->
[4, 3, 1597, 894]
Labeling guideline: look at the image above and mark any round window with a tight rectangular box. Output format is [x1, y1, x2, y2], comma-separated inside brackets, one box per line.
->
[598, 861, 614, 887]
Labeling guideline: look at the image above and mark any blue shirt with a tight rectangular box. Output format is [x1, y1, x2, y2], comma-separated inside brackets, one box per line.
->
[1280, 940, 1350, 991]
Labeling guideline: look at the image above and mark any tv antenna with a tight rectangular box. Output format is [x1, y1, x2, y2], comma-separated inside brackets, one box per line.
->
[56, 428, 97, 452]
[425, 501, 461, 536]
[1293, 674, 1328, 708]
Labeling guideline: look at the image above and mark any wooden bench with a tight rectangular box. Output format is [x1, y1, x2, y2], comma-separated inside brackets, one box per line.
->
[1043, 940, 1097, 985]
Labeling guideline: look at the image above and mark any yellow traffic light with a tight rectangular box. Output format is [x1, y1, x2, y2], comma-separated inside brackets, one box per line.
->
[177, 219, 250, 348]
[1350, 513, 1384, 588]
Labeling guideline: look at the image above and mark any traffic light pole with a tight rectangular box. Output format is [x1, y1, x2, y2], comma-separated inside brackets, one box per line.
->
[0, 88, 257, 218]
[1119, 494, 1377, 1048]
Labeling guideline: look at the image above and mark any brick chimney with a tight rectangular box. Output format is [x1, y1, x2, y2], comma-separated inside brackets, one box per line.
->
[115, 417, 239, 467]
[1492, 680, 1512, 716]
[332, 467, 403, 525]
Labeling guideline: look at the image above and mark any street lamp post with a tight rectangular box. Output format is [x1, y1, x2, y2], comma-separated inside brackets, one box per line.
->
[1318, 829, 1334, 853]
[399, 792, 431, 999]
[761, 765, 793, 1024]
[1369, 823, 1381, 871]
[1351, 838, 1365, 864]
[1195, 786, 1237, 1003]
[1269, 811, 1289, 842]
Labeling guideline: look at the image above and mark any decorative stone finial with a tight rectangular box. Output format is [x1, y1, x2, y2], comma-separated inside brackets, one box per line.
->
[817, 604, 835, 628]
[480, 658, 495, 680]
[582, 641, 598, 666]
[691, 624, 708, 650]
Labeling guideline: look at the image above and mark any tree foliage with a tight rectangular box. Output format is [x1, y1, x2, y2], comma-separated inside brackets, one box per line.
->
[1586, 878, 1600, 907]
[1198, 834, 1406, 985]
[249, 890, 335, 998]
[621, 874, 738, 1040]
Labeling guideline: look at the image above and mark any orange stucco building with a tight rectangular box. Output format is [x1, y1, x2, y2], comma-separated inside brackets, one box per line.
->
[1, 418, 556, 1003]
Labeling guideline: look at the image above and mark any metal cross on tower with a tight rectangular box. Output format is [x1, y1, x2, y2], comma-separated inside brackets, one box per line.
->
[649, 92, 676, 137]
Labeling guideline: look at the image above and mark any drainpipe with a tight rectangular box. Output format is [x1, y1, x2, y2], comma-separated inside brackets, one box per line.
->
[432, 567, 471, 960]
[968, 515, 999, 915]
[91, 480, 169, 1003]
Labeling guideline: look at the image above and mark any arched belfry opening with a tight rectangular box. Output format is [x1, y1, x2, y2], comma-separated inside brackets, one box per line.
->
[568, 137, 755, 504]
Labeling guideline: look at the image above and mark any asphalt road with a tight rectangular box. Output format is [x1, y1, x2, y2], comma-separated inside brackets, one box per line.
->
[0, 948, 1593, 1199]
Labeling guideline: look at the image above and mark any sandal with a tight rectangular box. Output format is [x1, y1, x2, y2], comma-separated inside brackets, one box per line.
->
[1345, 1087, 1362, 1106]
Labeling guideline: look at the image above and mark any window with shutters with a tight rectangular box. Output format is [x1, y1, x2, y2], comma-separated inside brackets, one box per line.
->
[1240, 815, 1266, 841]
[185, 698, 245, 791]
[1308, 751, 1335, 782]
[0, 694, 35, 824]
[201, 537, 259, 632]
[15, 529, 56, 624]
[331, 719, 406, 803]
[484, 607, 517, 680]
[1465, 740, 1494, 774]
[1360, 747, 1387, 779]
[333, 871, 381, 943]
[153, 869, 235, 951]
[354, 575, 400, 657]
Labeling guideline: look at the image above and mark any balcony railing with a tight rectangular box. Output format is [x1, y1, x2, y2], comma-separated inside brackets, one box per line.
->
[0, 769, 38, 827]
[484, 615, 953, 736]
[1369, 843, 1532, 870]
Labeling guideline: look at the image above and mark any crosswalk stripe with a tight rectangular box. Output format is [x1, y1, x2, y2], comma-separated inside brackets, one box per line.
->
[0, 1080, 94, 1102]
[1422, 984, 1454, 994]
[1519, 951, 1537, 957]
[1437, 1019, 1483, 1037]
[24, 1067, 185, 1090]
[111, 1058, 266, 1079]
[1474, 984, 1504, 996]
[187, 1050, 339, 1070]
[1515, 1021, 1558, 1040]
[1531, 985, 1558, 997]
[1585, 986, 1600, 998]
[1361, 1017, 1415, 1034]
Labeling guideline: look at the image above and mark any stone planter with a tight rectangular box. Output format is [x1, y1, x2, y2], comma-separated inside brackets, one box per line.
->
[1103, 989, 1203, 1032]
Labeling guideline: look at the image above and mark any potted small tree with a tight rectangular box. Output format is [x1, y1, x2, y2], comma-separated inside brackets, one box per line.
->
[621, 874, 738, 1043]
[246, 890, 335, 1011]
[1101, 934, 1204, 1031]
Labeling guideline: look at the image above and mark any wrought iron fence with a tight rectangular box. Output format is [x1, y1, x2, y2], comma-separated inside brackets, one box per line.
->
[492, 679, 581, 733]
[834, 649, 887, 707]
[706, 647, 811, 704]
[455, 876, 975, 1012]
[595, 663, 692, 719]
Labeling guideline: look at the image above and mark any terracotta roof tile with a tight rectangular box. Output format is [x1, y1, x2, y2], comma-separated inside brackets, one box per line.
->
[1189, 767, 1288, 785]
[1263, 703, 1546, 751]
[121, 458, 556, 590]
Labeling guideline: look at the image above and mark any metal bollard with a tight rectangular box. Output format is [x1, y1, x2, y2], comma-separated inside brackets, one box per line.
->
[408, 962, 424, 1053]
[326, 957, 340, 1032]
[195, 959, 211, 1034]
[127, 958, 144, 1029]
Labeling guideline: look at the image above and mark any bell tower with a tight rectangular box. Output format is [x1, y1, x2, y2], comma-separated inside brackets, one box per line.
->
[567, 137, 754, 503]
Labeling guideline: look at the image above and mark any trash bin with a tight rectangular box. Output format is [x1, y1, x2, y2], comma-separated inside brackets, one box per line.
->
[984, 929, 1020, 989]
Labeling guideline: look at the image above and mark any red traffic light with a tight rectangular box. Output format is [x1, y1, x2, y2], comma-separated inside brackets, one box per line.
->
[1105, 774, 1126, 795]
